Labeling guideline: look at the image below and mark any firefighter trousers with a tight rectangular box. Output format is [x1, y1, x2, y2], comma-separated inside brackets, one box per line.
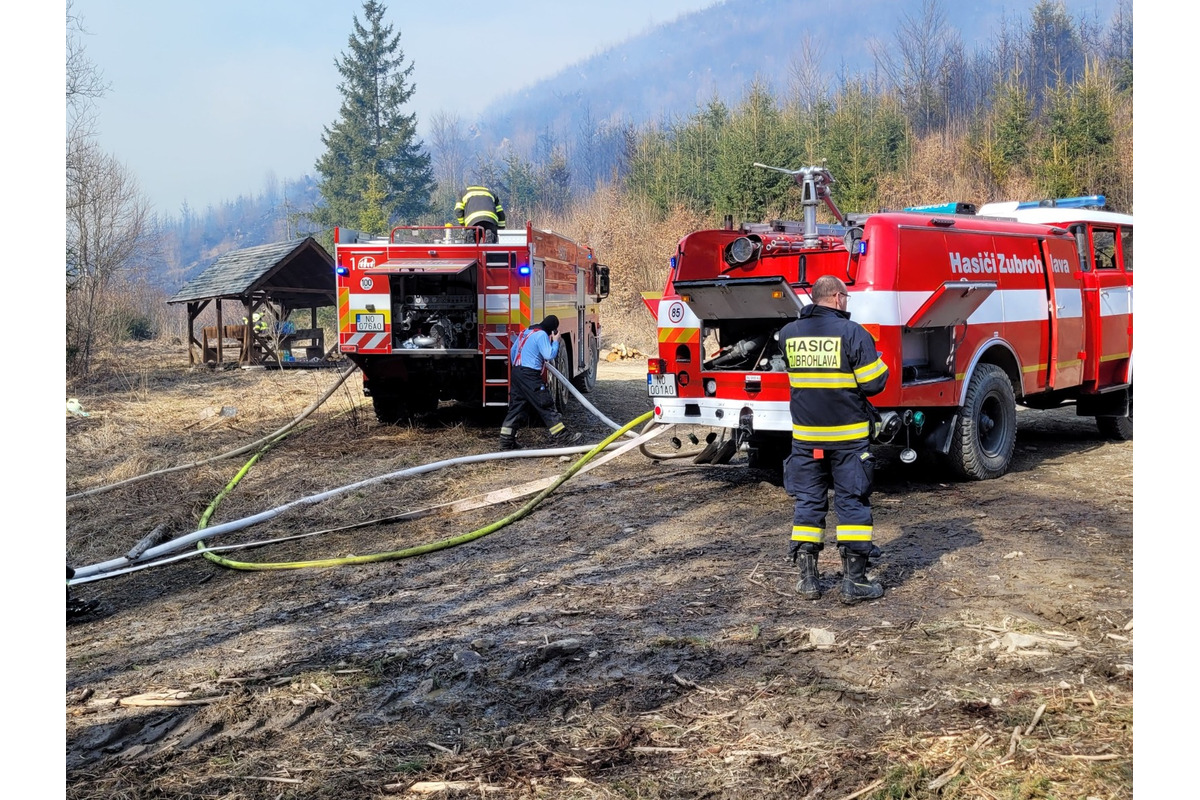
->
[500, 366, 566, 439]
[783, 443, 876, 554]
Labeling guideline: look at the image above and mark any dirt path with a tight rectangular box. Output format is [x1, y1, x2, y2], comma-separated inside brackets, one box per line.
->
[66, 346, 1132, 798]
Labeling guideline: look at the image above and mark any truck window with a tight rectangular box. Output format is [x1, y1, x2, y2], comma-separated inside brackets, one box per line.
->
[1093, 229, 1118, 270]
[1120, 226, 1133, 271]
[1071, 225, 1091, 272]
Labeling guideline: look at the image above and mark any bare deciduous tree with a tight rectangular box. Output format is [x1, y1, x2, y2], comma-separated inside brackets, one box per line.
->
[786, 34, 828, 115]
[869, 0, 954, 135]
[66, 0, 155, 376]
[67, 140, 154, 374]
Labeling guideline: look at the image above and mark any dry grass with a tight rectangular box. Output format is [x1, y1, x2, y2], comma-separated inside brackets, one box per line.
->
[538, 185, 709, 353]
[67, 265, 1131, 800]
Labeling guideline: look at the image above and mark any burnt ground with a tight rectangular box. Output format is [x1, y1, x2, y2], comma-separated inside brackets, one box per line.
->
[65, 343, 1132, 799]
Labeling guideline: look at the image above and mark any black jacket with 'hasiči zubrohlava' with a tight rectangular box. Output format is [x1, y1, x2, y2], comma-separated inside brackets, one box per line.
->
[778, 303, 889, 449]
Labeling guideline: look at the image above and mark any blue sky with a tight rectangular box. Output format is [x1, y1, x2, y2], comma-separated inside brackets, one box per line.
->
[70, 0, 725, 216]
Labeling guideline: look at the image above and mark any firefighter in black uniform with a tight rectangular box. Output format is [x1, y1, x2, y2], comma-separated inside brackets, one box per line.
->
[499, 315, 583, 450]
[455, 186, 506, 243]
[779, 274, 890, 604]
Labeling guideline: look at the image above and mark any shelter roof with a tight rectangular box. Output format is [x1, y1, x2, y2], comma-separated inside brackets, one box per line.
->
[167, 237, 334, 308]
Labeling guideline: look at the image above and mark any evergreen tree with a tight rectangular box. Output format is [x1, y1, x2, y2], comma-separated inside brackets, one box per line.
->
[312, 1, 433, 231]
[502, 150, 539, 220]
[713, 82, 793, 221]
[540, 148, 572, 215]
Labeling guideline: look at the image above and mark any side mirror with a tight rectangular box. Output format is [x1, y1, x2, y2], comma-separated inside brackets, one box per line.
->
[842, 227, 864, 283]
[596, 265, 611, 299]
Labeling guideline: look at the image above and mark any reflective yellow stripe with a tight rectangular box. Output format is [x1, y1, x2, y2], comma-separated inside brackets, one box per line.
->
[836, 525, 873, 541]
[854, 358, 887, 383]
[659, 327, 700, 344]
[791, 526, 822, 543]
[789, 372, 856, 389]
[549, 422, 565, 434]
[792, 422, 870, 441]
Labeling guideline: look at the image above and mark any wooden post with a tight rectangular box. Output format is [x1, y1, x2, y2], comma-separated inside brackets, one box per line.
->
[216, 301, 225, 364]
[242, 300, 253, 363]
[186, 302, 197, 365]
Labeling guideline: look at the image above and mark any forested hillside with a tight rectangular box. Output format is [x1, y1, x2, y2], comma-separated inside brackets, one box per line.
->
[67, 0, 1132, 375]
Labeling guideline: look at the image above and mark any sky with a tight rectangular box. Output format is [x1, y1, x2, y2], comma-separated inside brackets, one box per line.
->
[72, 0, 726, 216]
[5, 3, 1196, 792]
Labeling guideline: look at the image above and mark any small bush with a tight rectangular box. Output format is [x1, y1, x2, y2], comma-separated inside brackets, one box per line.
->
[126, 315, 156, 341]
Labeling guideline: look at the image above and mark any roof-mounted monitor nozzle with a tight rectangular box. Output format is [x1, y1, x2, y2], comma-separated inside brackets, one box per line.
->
[753, 163, 846, 247]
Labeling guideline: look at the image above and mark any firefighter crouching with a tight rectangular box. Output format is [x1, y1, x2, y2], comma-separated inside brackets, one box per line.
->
[779, 275, 890, 604]
[500, 315, 582, 450]
[455, 186, 506, 243]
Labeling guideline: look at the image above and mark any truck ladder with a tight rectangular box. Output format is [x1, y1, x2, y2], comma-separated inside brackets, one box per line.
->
[482, 251, 516, 406]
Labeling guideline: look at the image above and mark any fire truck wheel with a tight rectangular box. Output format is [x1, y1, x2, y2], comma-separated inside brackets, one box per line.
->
[1095, 386, 1132, 441]
[371, 394, 410, 424]
[949, 363, 1017, 480]
[571, 335, 599, 394]
[552, 345, 571, 413]
[746, 435, 788, 473]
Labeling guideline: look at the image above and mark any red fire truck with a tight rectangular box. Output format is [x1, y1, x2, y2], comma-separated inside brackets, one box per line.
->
[646, 165, 1133, 479]
[335, 223, 609, 422]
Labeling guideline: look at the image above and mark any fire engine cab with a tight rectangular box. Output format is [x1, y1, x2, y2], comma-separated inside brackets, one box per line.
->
[335, 223, 610, 422]
[646, 165, 1133, 479]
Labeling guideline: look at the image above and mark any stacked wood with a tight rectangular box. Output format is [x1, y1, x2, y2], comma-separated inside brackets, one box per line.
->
[600, 343, 647, 361]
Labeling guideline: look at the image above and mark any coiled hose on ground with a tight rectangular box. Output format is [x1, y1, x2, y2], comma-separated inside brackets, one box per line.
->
[69, 358, 712, 585]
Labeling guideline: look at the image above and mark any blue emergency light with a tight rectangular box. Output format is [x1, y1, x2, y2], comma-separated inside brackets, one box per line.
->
[904, 202, 978, 214]
[336, 266, 349, 276]
[670, 256, 677, 269]
[518, 264, 531, 276]
[1015, 195, 1105, 210]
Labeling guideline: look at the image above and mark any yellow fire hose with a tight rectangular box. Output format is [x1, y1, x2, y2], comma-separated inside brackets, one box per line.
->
[196, 411, 654, 570]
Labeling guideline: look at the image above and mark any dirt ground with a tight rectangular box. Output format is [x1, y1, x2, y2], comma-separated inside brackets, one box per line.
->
[65, 342, 1132, 799]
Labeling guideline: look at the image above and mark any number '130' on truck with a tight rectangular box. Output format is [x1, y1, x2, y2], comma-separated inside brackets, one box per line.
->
[646, 165, 1132, 479]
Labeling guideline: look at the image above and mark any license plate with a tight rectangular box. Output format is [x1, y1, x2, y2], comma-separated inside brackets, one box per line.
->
[356, 314, 384, 332]
[647, 373, 677, 397]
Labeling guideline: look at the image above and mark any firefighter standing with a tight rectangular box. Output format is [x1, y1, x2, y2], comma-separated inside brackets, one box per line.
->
[779, 274, 890, 604]
[500, 315, 582, 450]
[455, 186, 506, 243]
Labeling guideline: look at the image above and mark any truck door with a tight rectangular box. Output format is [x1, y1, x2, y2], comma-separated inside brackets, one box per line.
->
[1042, 237, 1085, 389]
[1074, 224, 1130, 386]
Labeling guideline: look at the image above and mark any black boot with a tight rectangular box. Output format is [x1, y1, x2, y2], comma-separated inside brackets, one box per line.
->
[839, 546, 884, 605]
[792, 543, 822, 600]
[796, 553, 821, 600]
[499, 435, 520, 451]
[552, 430, 583, 445]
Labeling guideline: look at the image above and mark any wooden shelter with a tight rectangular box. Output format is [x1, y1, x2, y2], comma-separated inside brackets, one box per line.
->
[168, 237, 336, 366]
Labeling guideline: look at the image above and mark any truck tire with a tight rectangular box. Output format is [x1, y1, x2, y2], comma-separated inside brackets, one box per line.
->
[571, 334, 599, 394]
[746, 435, 789, 473]
[372, 394, 409, 425]
[1096, 386, 1133, 441]
[949, 363, 1017, 480]
[551, 345, 571, 413]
